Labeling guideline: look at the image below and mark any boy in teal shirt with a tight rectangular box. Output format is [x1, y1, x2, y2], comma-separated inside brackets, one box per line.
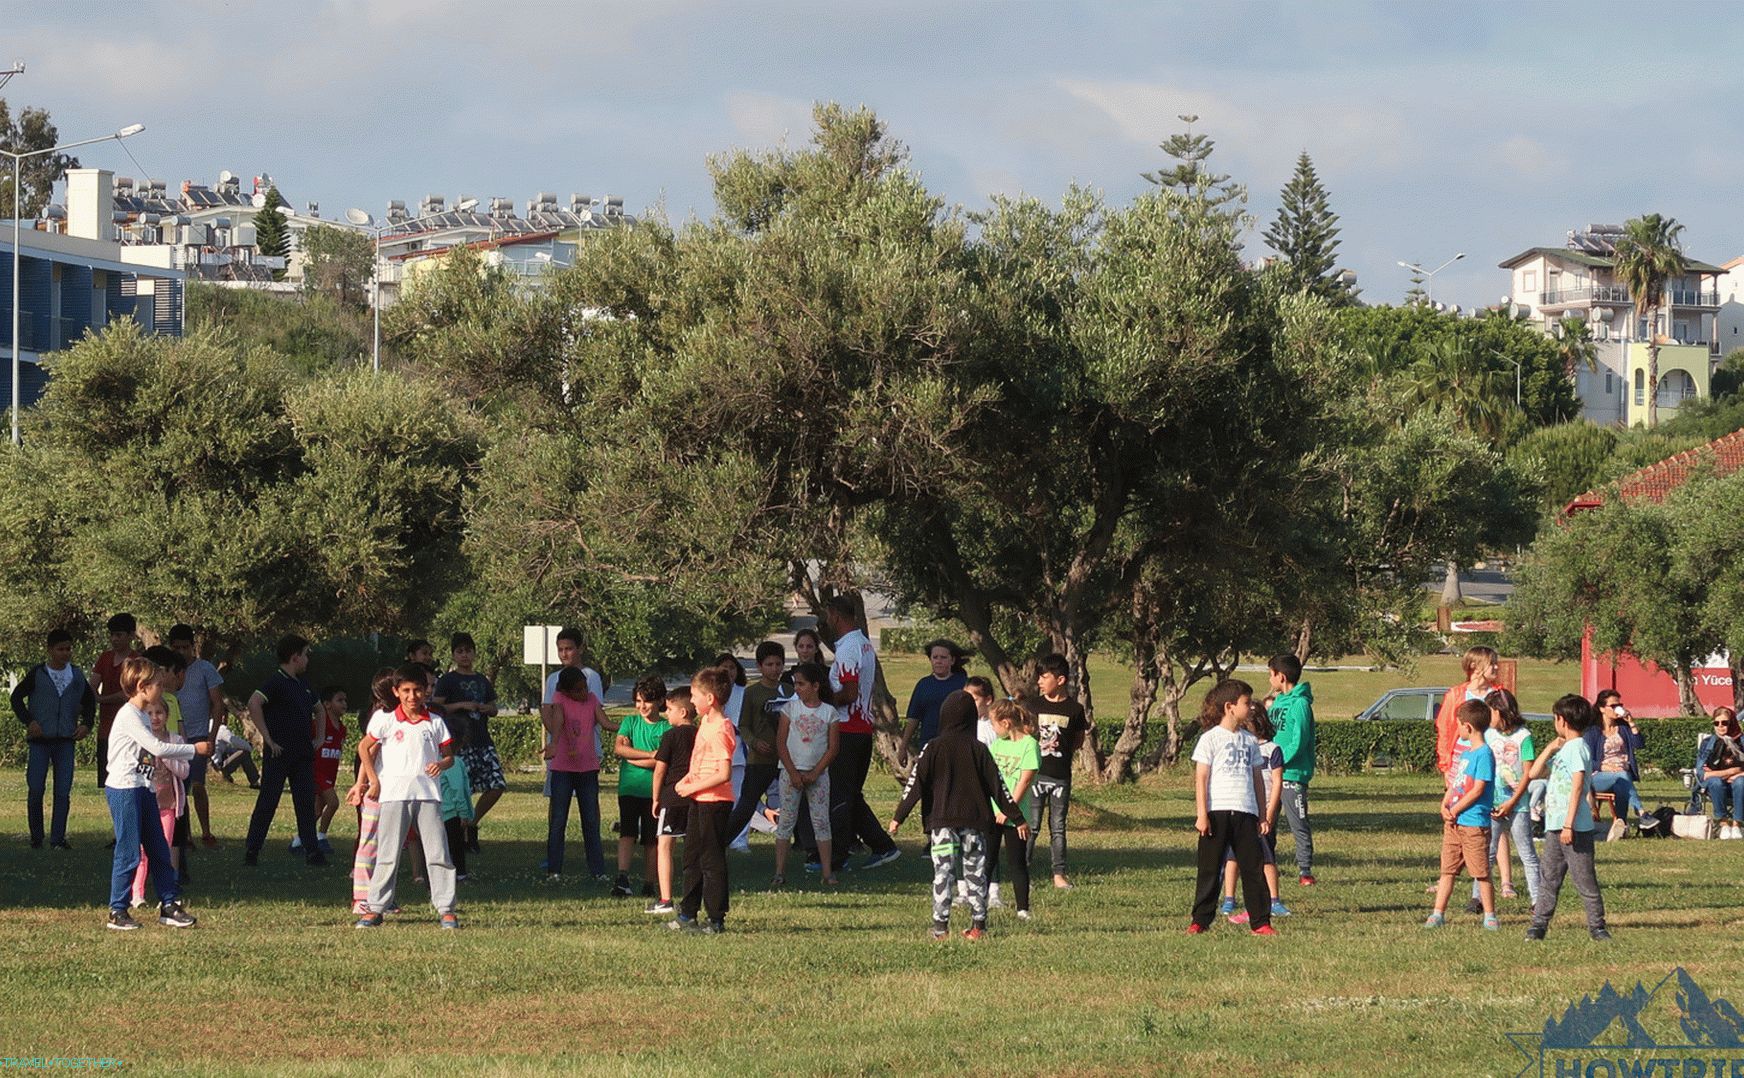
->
[1525, 694, 1610, 942]
[1425, 700, 1497, 930]
[612, 677, 671, 897]
[1267, 654, 1316, 886]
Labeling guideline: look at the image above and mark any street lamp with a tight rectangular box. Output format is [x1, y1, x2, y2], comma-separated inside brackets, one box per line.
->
[1397, 252, 1466, 305]
[6, 122, 144, 445]
[346, 197, 477, 373]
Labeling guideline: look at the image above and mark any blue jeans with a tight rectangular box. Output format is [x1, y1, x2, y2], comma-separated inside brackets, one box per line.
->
[1705, 775, 1744, 821]
[546, 769, 604, 877]
[26, 740, 76, 845]
[1589, 771, 1643, 817]
[1473, 803, 1540, 905]
[107, 786, 177, 912]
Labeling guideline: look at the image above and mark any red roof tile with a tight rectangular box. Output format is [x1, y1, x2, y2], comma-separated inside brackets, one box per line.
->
[1565, 426, 1744, 514]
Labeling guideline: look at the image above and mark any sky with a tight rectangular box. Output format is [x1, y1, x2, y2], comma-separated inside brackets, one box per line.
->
[9, 1, 1744, 311]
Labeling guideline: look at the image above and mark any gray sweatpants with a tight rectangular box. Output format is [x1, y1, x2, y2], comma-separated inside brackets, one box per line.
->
[932, 828, 987, 927]
[1531, 828, 1605, 932]
[1281, 779, 1313, 876]
[368, 799, 457, 916]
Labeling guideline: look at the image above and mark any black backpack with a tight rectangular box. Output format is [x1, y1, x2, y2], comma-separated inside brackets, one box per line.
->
[1649, 805, 1678, 837]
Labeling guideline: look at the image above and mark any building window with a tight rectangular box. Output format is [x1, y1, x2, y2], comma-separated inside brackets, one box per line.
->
[1523, 270, 1537, 293]
[1605, 371, 1614, 394]
[1634, 369, 1645, 405]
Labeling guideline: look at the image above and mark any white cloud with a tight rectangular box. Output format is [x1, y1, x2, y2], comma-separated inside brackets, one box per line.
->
[723, 91, 814, 149]
[1494, 135, 1564, 180]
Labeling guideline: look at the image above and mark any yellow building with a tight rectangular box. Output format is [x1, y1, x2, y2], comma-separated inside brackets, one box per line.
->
[1624, 342, 1710, 427]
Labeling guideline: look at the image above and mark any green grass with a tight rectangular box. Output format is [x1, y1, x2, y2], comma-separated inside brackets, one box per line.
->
[0, 764, 1732, 1076]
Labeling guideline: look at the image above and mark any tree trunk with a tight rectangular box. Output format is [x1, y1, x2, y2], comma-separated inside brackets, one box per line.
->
[1293, 618, 1312, 665]
[1139, 642, 1192, 770]
[1647, 330, 1660, 429]
[1440, 562, 1462, 608]
[1676, 660, 1702, 716]
[956, 583, 1022, 696]
[1066, 635, 1103, 780]
[1100, 629, 1159, 783]
[1731, 654, 1744, 715]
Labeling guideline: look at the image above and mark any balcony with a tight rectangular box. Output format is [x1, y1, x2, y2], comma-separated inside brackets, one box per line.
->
[1539, 285, 1632, 307]
[0, 312, 86, 352]
[1665, 289, 1719, 308]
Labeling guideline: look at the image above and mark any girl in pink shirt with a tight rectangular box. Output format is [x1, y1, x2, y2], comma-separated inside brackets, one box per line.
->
[132, 700, 188, 907]
[542, 667, 619, 879]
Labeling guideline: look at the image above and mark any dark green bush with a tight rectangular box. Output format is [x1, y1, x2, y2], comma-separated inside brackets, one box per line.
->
[1302, 717, 1715, 777]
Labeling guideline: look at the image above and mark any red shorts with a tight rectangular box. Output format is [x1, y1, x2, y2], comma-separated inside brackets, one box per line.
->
[315, 757, 341, 793]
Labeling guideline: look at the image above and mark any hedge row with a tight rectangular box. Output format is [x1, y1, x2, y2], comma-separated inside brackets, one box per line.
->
[1229, 717, 1718, 777]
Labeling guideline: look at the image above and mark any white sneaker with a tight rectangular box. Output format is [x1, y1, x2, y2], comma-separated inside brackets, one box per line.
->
[988, 894, 1006, 909]
[1606, 818, 1627, 843]
[1724, 822, 1742, 840]
[1016, 909, 1032, 921]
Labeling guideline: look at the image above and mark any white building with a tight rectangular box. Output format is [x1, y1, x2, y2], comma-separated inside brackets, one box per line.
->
[1500, 224, 1724, 426]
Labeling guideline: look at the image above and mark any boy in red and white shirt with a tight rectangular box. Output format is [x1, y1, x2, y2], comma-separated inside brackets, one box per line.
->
[355, 666, 459, 930]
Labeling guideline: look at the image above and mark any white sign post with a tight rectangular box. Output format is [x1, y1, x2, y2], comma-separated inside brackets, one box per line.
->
[523, 625, 564, 705]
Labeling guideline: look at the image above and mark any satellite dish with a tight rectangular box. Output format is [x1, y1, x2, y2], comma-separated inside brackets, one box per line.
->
[218, 169, 234, 184]
[251, 191, 267, 208]
[345, 208, 373, 227]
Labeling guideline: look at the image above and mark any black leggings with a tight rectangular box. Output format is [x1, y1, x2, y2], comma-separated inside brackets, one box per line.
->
[995, 824, 1029, 912]
[444, 818, 468, 875]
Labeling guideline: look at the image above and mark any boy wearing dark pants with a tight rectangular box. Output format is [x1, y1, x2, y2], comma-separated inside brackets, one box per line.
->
[671, 667, 737, 934]
[612, 677, 669, 898]
[888, 690, 1027, 941]
[1425, 700, 1497, 930]
[1189, 680, 1272, 935]
[725, 641, 785, 845]
[12, 630, 96, 849]
[1029, 653, 1089, 889]
[1526, 694, 1610, 942]
[1267, 653, 1317, 886]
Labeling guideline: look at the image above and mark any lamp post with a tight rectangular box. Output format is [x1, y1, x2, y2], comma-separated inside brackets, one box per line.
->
[6, 122, 144, 445]
[1397, 252, 1466, 306]
[1493, 350, 1522, 406]
[345, 198, 476, 373]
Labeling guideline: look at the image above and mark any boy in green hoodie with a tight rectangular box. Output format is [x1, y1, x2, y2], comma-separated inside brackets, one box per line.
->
[1268, 654, 1317, 886]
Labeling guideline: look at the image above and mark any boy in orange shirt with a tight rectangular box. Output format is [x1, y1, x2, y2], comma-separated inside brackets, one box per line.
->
[670, 666, 738, 934]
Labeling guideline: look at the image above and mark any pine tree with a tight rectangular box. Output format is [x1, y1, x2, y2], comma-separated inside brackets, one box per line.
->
[1403, 263, 1429, 307]
[1262, 151, 1350, 304]
[1141, 114, 1243, 212]
[253, 185, 291, 262]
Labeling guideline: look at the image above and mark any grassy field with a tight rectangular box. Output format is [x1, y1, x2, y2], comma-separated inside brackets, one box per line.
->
[1, 760, 1736, 1076]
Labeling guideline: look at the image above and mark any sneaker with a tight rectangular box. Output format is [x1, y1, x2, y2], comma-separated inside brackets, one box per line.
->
[728, 841, 751, 854]
[1251, 924, 1277, 936]
[543, 873, 562, 884]
[1606, 818, 1627, 843]
[861, 849, 901, 871]
[803, 857, 822, 873]
[306, 851, 328, 867]
[49, 840, 72, 851]
[645, 900, 675, 915]
[383, 905, 403, 916]
[1298, 874, 1316, 887]
[1590, 928, 1613, 942]
[1524, 926, 1545, 941]
[701, 921, 726, 935]
[769, 875, 786, 889]
[931, 925, 950, 941]
[962, 926, 985, 942]
[456, 873, 470, 883]
[611, 875, 632, 898]
[1016, 909, 1032, 921]
[1483, 914, 1500, 931]
[106, 910, 139, 931]
[440, 913, 460, 930]
[987, 893, 1006, 909]
[28, 838, 42, 849]
[1638, 813, 1660, 832]
[354, 913, 384, 929]
[158, 902, 197, 928]
[1230, 911, 1251, 925]
[1464, 897, 1484, 915]
[1270, 900, 1292, 917]
[317, 837, 334, 856]
[288, 837, 302, 851]
[1423, 911, 1446, 929]
[1218, 897, 1238, 916]
[1186, 922, 1207, 935]
[666, 916, 700, 933]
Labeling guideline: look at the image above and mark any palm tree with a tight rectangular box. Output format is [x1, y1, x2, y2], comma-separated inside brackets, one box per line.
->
[1611, 213, 1686, 427]
[1556, 315, 1599, 380]
[1405, 336, 1510, 439]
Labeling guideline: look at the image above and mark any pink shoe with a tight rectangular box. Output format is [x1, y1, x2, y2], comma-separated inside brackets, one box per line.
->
[1229, 911, 1251, 925]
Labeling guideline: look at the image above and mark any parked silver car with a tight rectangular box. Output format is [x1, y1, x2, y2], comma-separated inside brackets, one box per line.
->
[1354, 687, 1550, 723]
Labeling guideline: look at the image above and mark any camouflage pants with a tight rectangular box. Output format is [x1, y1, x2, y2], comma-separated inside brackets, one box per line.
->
[931, 828, 987, 925]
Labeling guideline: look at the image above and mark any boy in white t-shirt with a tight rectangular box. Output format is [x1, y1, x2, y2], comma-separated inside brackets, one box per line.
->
[1189, 679, 1272, 936]
[355, 665, 459, 930]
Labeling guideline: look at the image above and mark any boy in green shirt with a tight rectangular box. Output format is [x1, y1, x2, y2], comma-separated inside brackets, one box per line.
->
[727, 641, 786, 845]
[1268, 653, 1317, 887]
[612, 677, 671, 898]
